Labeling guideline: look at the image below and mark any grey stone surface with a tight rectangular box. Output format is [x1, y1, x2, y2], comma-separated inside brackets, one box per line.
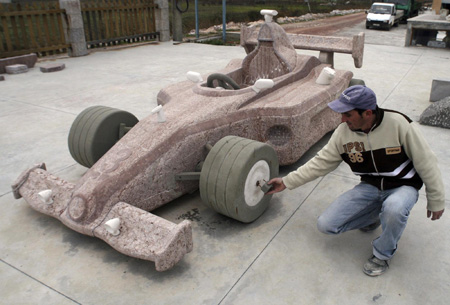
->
[430, 78, 450, 102]
[0, 53, 37, 74]
[68, 43, 89, 57]
[59, 0, 81, 14]
[155, 0, 170, 41]
[0, 262, 76, 305]
[68, 27, 86, 42]
[40, 63, 66, 73]
[5, 64, 28, 74]
[420, 97, 450, 128]
[59, 0, 88, 57]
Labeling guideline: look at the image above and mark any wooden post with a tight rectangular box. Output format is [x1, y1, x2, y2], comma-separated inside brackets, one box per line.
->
[432, 0, 442, 15]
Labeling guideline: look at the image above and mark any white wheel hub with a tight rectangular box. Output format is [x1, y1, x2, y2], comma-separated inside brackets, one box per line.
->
[244, 160, 270, 207]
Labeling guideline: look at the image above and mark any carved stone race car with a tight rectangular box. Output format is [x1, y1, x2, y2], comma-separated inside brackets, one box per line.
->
[12, 10, 364, 271]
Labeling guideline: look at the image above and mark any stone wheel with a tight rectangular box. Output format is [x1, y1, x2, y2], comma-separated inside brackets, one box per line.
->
[206, 73, 241, 90]
[200, 136, 279, 223]
[68, 106, 138, 168]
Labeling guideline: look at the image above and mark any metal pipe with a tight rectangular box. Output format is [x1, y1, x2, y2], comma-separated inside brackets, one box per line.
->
[195, 0, 199, 39]
[222, 0, 226, 43]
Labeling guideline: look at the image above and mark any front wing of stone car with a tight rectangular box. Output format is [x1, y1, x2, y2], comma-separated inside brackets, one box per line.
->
[12, 10, 364, 271]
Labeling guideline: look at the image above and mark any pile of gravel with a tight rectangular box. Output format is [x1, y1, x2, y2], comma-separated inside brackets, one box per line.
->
[189, 9, 365, 35]
[276, 9, 365, 24]
[420, 97, 450, 129]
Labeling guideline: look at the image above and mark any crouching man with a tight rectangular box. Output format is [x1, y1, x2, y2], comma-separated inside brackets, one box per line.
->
[267, 85, 445, 276]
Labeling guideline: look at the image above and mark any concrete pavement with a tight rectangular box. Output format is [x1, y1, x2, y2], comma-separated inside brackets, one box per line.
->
[1, 21, 449, 304]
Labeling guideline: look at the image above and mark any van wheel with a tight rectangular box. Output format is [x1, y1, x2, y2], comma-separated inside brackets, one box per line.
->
[200, 136, 279, 223]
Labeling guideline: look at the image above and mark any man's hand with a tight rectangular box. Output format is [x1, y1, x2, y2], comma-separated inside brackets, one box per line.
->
[266, 178, 287, 195]
[427, 209, 444, 220]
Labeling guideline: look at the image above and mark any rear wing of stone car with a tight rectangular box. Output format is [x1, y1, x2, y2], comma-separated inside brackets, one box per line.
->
[240, 26, 365, 69]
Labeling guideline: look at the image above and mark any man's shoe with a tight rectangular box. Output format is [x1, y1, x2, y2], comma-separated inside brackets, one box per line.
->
[363, 255, 389, 276]
[359, 220, 381, 232]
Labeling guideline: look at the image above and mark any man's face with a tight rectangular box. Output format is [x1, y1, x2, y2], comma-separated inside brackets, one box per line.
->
[341, 109, 371, 132]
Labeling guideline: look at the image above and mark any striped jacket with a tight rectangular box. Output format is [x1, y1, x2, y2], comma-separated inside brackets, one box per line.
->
[283, 108, 445, 212]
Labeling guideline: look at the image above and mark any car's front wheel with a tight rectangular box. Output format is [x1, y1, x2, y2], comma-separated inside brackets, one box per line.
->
[199, 136, 279, 223]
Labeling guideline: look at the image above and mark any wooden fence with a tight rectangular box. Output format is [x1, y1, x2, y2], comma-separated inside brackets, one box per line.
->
[81, 0, 159, 48]
[0, 1, 69, 58]
[0, 0, 159, 59]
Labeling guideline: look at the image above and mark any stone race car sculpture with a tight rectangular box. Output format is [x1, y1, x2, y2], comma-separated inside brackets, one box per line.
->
[12, 10, 365, 271]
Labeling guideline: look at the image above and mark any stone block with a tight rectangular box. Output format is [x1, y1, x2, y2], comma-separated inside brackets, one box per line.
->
[58, 0, 88, 57]
[5, 64, 29, 74]
[68, 43, 89, 57]
[67, 28, 88, 57]
[59, 0, 82, 15]
[427, 40, 446, 48]
[420, 97, 450, 129]
[68, 27, 87, 43]
[67, 13, 84, 28]
[0, 53, 37, 74]
[40, 63, 66, 73]
[430, 78, 450, 102]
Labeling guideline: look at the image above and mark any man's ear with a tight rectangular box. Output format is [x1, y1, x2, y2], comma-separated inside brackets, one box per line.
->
[364, 109, 373, 117]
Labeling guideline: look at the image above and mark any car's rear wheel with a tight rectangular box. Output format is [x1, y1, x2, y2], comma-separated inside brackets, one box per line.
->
[200, 136, 279, 223]
[68, 106, 138, 168]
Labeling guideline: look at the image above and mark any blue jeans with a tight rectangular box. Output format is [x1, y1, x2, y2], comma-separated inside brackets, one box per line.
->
[317, 182, 419, 260]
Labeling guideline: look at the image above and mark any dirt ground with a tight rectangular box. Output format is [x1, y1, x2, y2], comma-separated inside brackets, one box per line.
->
[281, 12, 409, 47]
[282, 12, 367, 36]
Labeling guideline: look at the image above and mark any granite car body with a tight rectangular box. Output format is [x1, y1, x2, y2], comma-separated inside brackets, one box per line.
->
[12, 11, 364, 271]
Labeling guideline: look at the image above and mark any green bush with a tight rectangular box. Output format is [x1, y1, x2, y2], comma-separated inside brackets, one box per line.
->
[246, 10, 261, 22]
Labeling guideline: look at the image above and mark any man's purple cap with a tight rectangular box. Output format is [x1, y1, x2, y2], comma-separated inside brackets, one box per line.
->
[328, 85, 377, 113]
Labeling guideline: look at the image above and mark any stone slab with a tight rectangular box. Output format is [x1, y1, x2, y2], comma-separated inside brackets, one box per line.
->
[419, 97, 450, 129]
[427, 40, 446, 48]
[0, 53, 37, 74]
[430, 78, 450, 102]
[5, 64, 28, 74]
[40, 63, 66, 73]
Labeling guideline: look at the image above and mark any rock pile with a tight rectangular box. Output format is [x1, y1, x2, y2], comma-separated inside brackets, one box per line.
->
[189, 9, 365, 35]
[420, 97, 450, 129]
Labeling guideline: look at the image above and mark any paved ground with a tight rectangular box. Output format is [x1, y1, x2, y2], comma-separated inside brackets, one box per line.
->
[337, 15, 409, 47]
[1, 18, 450, 305]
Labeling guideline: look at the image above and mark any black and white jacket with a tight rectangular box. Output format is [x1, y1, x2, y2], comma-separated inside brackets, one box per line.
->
[283, 108, 445, 212]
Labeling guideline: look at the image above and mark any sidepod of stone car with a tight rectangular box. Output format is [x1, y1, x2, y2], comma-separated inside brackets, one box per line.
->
[12, 10, 365, 271]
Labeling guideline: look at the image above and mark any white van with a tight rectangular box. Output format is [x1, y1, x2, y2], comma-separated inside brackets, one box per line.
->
[366, 2, 404, 30]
